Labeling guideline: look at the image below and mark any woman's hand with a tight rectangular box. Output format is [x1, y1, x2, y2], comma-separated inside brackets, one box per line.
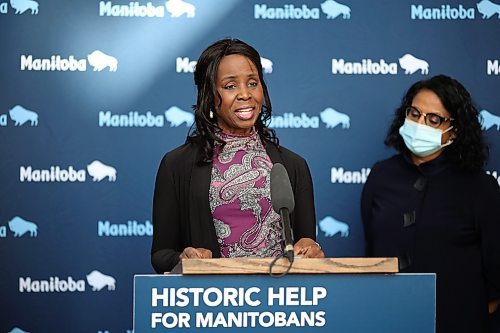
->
[489, 299, 500, 314]
[293, 237, 325, 258]
[179, 247, 213, 259]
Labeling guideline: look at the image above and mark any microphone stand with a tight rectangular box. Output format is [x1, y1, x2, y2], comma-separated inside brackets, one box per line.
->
[280, 207, 294, 263]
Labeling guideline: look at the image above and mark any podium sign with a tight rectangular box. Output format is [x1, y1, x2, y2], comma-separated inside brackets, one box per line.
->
[134, 273, 435, 333]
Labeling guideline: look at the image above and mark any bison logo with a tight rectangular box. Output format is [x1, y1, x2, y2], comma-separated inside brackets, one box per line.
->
[261, 57, 273, 74]
[10, 0, 38, 14]
[320, 108, 350, 129]
[87, 160, 117, 182]
[480, 110, 500, 131]
[8, 327, 30, 333]
[165, 0, 195, 18]
[477, 0, 500, 19]
[8, 216, 38, 237]
[86, 270, 116, 291]
[318, 216, 349, 238]
[399, 54, 429, 75]
[320, 0, 350, 19]
[9, 105, 38, 126]
[87, 50, 118, 72]
[164, 106, 194, 127]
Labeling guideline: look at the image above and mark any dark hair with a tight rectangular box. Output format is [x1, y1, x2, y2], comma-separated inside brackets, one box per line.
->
[187, 38, 278, 163]
[385, 74, 488, 170]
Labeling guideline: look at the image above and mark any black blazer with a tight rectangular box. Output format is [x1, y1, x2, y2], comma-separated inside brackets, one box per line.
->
[151, 140, 316, 273]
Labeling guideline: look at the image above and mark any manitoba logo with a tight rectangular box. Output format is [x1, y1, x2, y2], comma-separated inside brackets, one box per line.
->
[332, 53, 429, 75]
[1, 105, 39, 126]
[19, 160, 117, 182]
[1, 0, 39, 15]
[87, 160, 117, 182]
[480, 110, 500, 131]
[320, 108, 350, 128]
[411, 4, 475, 19]
[87, 50, 118, 72]
[332, 58, 398, 75]
[318, 216, 349, 238]
[18, 270, 116, 292]
[477, 0, 500, 19]
[99, 106, 194, 128]
[99, 1, 165, 17]
[165, 106, 194, 127]
[99, 110, 164, 127]
[410, 1, 500, 20]
[1, 216, 38, 238]
[165, 0, 195, 18]
[99, 0, 196, 18]
[261, 57, 273, 73]
[176, 57, 197, 73]
[269, 108, 351, 129]
[21, 55, 86, 71]
[19, 276, 86, 293]
[331, 166, 371, 183]
[321, 0, 350, 19]
[7, 216, 38, 237]
[269, 113, 319, 129]
[7, 327, 29, 333]
[488, 59, 500, 75]
[86, 270, 116, 291]
[398, 54, 429, 74]
[254, 3, 320, 19]
[98, 220, 153, 237]
[254, 0, 351, 20]
[20, 50, 117, 72]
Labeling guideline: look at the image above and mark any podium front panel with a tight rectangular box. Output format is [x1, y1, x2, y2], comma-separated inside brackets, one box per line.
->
[134, 273, 435, 333]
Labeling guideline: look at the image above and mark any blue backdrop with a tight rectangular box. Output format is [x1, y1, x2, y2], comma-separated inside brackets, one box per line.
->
[1, 0, 499, 332]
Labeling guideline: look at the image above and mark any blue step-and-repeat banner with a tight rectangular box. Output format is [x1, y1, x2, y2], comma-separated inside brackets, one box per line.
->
[1, 0, 499, 332]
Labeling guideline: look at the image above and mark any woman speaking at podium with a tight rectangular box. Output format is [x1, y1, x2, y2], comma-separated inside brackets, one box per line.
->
[151, 38, 324, 274]
[361, 75, 500, 333]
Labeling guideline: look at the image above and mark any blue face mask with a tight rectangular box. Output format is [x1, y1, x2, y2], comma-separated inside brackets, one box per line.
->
[399, 119, 454, 157]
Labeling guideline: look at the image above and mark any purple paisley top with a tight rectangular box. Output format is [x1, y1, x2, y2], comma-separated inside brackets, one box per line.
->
[210, 130, 283, 258]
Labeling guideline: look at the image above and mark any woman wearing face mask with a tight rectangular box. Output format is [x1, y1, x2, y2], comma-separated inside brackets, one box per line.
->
[361, 75, 500, 333]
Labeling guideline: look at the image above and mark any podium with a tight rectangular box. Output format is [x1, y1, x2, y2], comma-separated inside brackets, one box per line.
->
[134, 258, 436, 333]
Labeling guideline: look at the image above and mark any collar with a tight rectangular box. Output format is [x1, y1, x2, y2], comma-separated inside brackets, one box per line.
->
[402, 152, 450, 177]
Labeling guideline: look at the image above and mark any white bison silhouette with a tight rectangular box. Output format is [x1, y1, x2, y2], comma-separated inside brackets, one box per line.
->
[86, 270, 116, 291]
[165, 106, 194, 127]
[320, 0, 350, 19]
[399, 54, 429, 75]
[261, 57, 273, 74]
[480, 110, 500, 131]
[165, 0, 195, 18]
[87, 160, 117, 182]
[9, 105, 38, 126]
[8, 216, 38, 237]
[320, 108, 350, 128]
[10, 0, 38, 14]
[87, 50, 118, 72]
[318, 216, 349, 237]
[8, 327, 30, 333]
[477, 0, 500, 19]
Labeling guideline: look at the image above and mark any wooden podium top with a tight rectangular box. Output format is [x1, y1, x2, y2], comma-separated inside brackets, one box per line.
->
[171, 257, 398, 275]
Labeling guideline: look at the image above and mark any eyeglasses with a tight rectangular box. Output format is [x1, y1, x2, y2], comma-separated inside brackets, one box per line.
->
[405, 106, 453, 128]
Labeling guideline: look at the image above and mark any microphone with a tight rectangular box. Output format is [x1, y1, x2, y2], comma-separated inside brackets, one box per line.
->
[270, 163, 295, 262]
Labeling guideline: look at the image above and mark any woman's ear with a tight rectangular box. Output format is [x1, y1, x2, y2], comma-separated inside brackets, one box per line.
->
[450, 128, 458, 140]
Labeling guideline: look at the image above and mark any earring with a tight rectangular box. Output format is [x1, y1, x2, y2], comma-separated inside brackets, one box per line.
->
[209, 109, 214, 119]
